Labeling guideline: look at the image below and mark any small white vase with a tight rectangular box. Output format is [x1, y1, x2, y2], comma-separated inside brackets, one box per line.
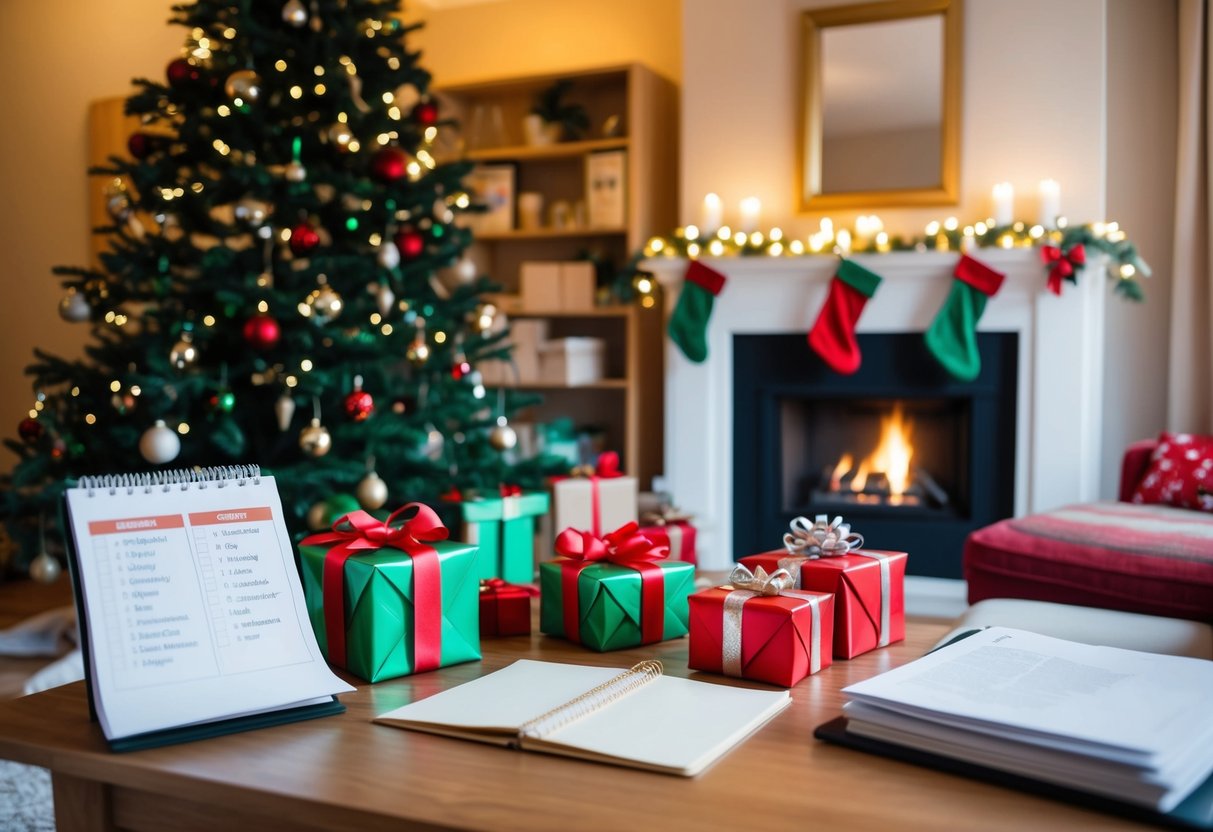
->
[523, 114, 562, 146]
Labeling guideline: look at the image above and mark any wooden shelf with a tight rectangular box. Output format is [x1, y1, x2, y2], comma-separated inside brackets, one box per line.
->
[472, 226, 628, 242]
[463, 137, 629, 163]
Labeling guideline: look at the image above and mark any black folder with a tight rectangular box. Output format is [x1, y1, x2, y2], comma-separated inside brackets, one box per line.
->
[815, 716, 1213, 831]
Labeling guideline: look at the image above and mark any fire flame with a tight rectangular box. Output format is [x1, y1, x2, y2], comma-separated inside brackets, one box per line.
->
[843, 405, 914, 497]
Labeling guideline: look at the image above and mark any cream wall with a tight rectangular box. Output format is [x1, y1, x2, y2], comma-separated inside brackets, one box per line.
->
[682, 0, 1174, 500]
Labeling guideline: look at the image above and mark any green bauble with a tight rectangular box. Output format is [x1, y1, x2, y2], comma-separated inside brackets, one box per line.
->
[307, 493, 362, 530]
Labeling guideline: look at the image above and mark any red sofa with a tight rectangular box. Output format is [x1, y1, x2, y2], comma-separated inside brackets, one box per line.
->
[963, 440, 1213, 621]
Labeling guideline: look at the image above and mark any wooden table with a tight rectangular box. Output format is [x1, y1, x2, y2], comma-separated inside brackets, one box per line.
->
[0, 617, 1152, 832]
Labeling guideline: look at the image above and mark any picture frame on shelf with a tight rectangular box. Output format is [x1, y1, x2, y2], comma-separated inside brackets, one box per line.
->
[463, 163, 515, 234]
[586, 149, 627, 229]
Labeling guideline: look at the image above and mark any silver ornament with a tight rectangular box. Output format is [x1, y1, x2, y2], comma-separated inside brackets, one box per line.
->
[305, 284, 343, 323]
[327, 122, 355, 151]
[299, 417, 332, 457]
[375, 284, 396, 317]
[59, 291, 91, 322]
[282, 0, 308, 26]
[29, 551, 61, 584]
[489, 423, 517, 451]
[275, 393, 296, 431]
[285, 160, 307, 182]
[356, 472, 389, 510]
[106, 192, 130, 221]
[422, 425, 444, 460]
[377, 240, 401, 270]
[169, 336, 198, 369]
[139, 419, 181, 464]
[225, 69, 263, 104]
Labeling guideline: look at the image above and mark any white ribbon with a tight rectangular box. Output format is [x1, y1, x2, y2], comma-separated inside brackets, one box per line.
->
[720, 565, 824, 678]
[783, 514, 864, 558]
[852, 550, 893, 647]
[501, 493, 521, 521]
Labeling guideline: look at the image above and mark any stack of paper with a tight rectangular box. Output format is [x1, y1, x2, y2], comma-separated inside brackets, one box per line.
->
[839, 627, 1213, 812]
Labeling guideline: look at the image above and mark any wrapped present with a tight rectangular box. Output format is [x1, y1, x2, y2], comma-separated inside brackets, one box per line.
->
[299, 504, 481, 682]
[460, 486, 550, 583]
[688, 565, 834, 687]
[738, 515, 906, 659]
[537, 418, 581, 467]
[479, 578, 538, 637]
[540, 522, 694, 651]
[552, 451, 637, 538]
[639, 506, 697, 565]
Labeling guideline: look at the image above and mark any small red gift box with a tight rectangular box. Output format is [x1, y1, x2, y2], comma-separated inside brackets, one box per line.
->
[638, 515, 697, 565]
[688, 566, 834, 687]
[738, 547, 906, 660]
[479, 579, 537, 637]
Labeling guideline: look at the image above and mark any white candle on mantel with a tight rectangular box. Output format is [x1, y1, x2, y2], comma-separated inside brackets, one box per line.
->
[1038, 179, 1061, 229]
[739, 197, 761, 234]
[700, 193, 723, 235]
[992, 182, 1014, 227]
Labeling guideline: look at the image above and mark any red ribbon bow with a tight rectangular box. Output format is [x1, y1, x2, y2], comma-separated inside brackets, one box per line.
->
[554, 522, 668, 645]
[301, 503, 449, 673]
[499, 484, 522, 498]
[1041, 243, 1087, 295]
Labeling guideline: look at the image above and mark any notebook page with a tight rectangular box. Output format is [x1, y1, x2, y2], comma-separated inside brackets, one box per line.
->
[66, 476, 353, 740]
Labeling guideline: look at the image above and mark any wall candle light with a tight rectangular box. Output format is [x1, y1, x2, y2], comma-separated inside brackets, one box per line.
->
[1038, 179, 1061, 229]
[700, 193, 723, 235]
[739, 197, 761, 234]
[992, 182, 1014, 227]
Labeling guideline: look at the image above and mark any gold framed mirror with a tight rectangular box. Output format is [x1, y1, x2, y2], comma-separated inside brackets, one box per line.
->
[799, 0, 962, 210]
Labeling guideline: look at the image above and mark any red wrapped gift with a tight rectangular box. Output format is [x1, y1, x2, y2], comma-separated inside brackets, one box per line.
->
[479, 578, 538, 637]
[688, 565, 833, 687]
[639, 508, 697, 565]
[738, 515, 906, 660]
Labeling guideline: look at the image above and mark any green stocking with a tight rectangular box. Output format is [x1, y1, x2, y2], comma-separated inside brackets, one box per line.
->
[668, 260, 726, 363]
[924, 254, 1005, 382]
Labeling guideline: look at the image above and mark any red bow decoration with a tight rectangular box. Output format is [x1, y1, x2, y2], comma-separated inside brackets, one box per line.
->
[499, 484, 522, 498]
[554, 522, 669, 645]
[439, 485, 463, 502]
[301, 503, 449, 672]
[567, 450, 624, 480]
[1041, 243, 1087, 295]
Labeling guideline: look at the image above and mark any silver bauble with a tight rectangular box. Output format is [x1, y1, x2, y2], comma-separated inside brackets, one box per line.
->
[422, 425, 444, 460]
[29, 551, 61, 584]
[106, 192, 130, 221]
[488, 423, 518, 451]
[285, 160, 307, 182]
[59, 291, 91, 322]
[299, 418, 332, 457]
[305, 284, 343, 323]
[327, 122, 355, 151]
[169, 337, 198, 369]
[282, 0, 308, 26]
[356, 472, 389, 510]
[225, 69, 263, 104]
[275, 393, 296, 431]
[375, 284, 396, 317]
[377, 241, 401, 270]
[139, 419, 181, 464]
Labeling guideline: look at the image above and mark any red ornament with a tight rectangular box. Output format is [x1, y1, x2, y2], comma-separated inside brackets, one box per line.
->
[343, 389, 374, 422]
[451, 358, 472, 380]
[242, 313, 281, 350]
[370, 146, 409, 183]
[414, 100, 439, 126]
[17, 417, 43, 444]
[289, 222, 321, 256]
[166, 58, 199, 88]
[127, 133, 158, 160]
[395, 227, 425, 260]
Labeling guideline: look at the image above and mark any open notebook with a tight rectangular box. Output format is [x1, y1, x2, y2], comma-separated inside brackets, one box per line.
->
[374, 659, 790, 776]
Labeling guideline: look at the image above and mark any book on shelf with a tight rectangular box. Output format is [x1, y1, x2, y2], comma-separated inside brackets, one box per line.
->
[62, 466, 355, 752]
[374, 658, 790, 776]
[816, 627, 1213, 829]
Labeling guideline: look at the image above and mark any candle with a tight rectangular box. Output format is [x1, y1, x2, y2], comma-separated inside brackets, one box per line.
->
[992, 182, 1014, 227]
[1038, 179, 1061, 229]
[739, 197, 761, 234]
[700, 193, 723, 235]
[835, 229, 852, 255]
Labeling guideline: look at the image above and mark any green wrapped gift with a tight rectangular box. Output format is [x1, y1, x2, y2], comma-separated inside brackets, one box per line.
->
[461, 489, 550, 584]
[539, 524, 694, 652]
[299, 505, 481, 682]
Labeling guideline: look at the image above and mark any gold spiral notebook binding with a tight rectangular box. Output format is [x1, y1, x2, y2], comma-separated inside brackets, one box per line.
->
[516, 660, 664, 742]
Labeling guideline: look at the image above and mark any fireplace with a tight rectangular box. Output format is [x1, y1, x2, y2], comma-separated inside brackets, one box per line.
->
[733, 332, 1017, 578]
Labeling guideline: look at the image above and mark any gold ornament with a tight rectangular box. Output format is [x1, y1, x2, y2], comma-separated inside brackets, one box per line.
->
[284, 160, 307, 182]
[488, 423, 517, 451]
[282, 0, 308, 26]
[304, 282, 343, 323]
[225, 69, 263, 104]
[298, 417, 332, 456]
[327, 122, 355, 152]
[29, 551, 61, 584]
[233, 197, 270, 226]
[356, 471, 389, 510]
[306, 500, 329, 530]
[169, 335, 198, 369]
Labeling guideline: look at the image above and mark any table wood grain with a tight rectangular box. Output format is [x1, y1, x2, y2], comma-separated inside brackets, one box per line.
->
[0, 617, 1155, 832]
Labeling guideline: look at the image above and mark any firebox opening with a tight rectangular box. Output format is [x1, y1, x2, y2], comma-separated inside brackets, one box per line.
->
[780, 397, 969, 519]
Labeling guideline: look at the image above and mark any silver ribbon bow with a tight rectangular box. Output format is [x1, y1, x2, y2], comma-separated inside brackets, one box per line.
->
[783, 514, 864, 558]
[721, 565, 822, 678]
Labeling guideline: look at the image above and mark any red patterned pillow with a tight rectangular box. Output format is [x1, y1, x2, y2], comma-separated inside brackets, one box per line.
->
[1130, 432, 1213, 511]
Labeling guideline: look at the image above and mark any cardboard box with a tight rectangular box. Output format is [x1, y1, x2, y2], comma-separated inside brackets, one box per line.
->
[510, 319, 549, 383]
[539, 337, 604, 385]
[560, 262, 597, 311]
[552, 474, 637, 538]
[519, 261, 598, 311]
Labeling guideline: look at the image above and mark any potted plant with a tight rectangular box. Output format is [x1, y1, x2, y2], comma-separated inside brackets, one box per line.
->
[523, 80, 589, 146]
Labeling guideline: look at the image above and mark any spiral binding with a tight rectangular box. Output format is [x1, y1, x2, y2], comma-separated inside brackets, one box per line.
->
[76, 464, 262, 497]
[517, 660, 663, 742]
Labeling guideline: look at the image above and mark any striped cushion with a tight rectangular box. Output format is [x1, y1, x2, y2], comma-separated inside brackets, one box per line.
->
[964, 502, 1213, 622]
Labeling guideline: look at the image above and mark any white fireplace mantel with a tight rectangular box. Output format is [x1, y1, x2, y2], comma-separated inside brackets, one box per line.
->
[645, 250, 1107, 571]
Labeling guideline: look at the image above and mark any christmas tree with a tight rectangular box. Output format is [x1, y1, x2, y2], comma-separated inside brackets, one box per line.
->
[2, 0, 543, 569]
